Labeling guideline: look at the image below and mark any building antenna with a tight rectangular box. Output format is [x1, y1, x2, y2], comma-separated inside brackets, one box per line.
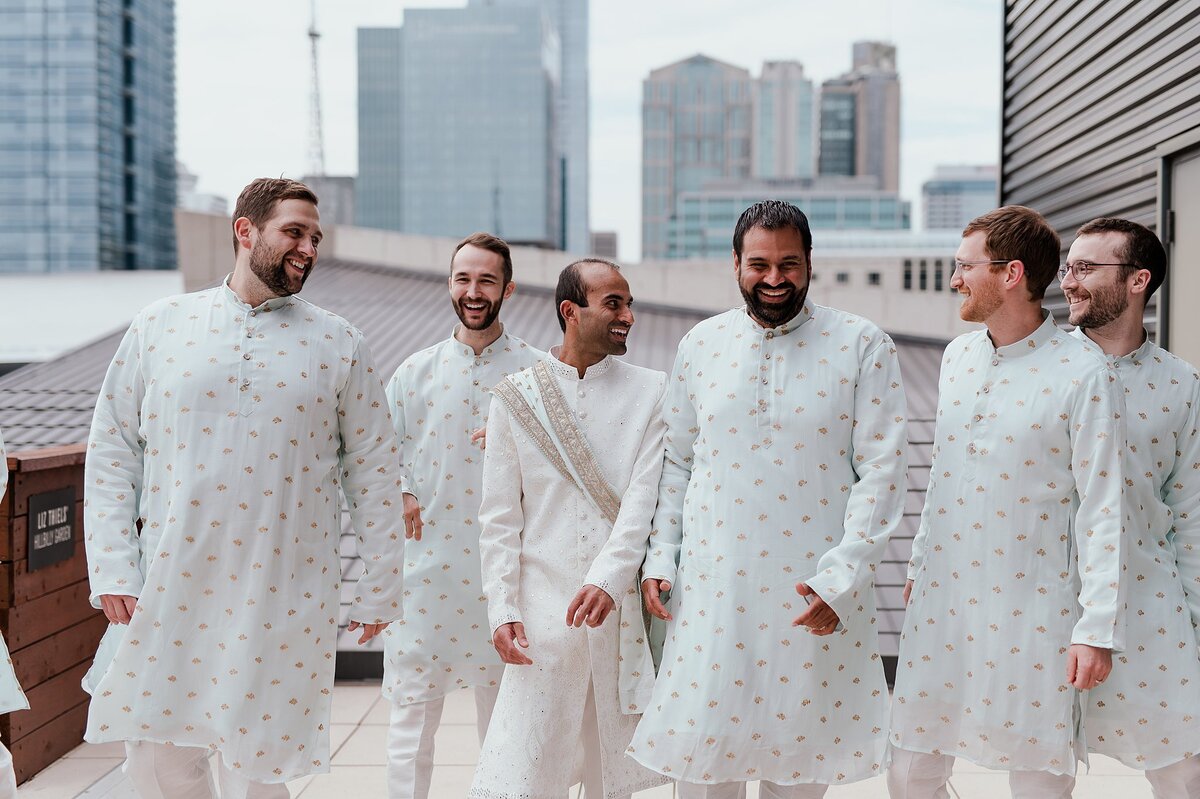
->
[307, 0, 326, 176]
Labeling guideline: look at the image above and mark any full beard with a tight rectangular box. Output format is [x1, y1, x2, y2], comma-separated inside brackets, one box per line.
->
[741, 282, 808, 328]
[249, 240, 306, 297]
[1069, 284, 1129, 329]
[958, 282, 1003, 323]
[454, 297, 502, 331]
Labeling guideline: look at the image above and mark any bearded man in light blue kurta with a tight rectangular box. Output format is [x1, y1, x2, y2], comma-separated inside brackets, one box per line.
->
[0, 426, 30, 798]
[83, 179, 405, 799]
[1062, 217, 1200, 798]
[380, 233, 543, 799]
[629, 201, 910, 798]
[889, 206, 1127, 799]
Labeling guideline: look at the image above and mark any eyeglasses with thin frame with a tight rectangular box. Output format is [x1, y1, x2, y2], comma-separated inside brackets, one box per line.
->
[1057, 261, 1138, 281]
[952, 259, 1011, 273]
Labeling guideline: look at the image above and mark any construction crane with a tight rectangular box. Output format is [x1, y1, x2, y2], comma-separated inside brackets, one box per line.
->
[307, 0, 326, 177]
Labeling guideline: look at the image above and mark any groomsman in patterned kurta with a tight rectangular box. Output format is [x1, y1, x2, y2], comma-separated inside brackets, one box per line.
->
[84, 178, 406, 798]
[629, 200, 910, 797]
[380, 233, 542, 799]
[889, 206, 1127, 798]
[1061, 218, 1200, 797]
[0, 427, 29, 798]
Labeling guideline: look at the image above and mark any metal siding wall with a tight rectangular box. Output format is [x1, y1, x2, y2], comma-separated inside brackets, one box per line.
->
[1001, 0, 1200, 337]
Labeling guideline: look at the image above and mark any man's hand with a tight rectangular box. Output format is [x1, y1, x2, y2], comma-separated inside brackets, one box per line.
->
[1066, 644, 1112, 691]
[492, 622, 533, 665]
[566, 584, 615, 628]
[402, 492, 423, 541]
[641, 578, 673, 621]
[793, 583, 840, 635]
[347, 620, 389, 644]
[99, 594, 138, 625]
[471, 426, 487, 450]
[903, 579, 914, 605]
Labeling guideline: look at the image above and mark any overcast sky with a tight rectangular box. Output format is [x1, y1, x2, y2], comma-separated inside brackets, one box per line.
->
[177, 0, 1001, 261]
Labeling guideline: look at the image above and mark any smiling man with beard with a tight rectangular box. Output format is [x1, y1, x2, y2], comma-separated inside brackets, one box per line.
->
[83, 177, 406, 798]
[379, 232, 543, 799]
[1060, 218, 1200, 796]
[628, 200, 910, 797]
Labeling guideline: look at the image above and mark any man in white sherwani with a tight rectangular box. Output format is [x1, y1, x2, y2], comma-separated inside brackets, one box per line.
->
[468, 259, 669, 799]
[1061, 217, 1200, 797]
[83, 178, 406, 798]
[627, 199, 910, 798]
[889, 206, 1128, 798]
[0, 426, 30, 798]
[381, 232, 543, 799]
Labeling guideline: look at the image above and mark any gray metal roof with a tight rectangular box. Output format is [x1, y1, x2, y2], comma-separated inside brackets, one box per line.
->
[0, 257, 944, 655]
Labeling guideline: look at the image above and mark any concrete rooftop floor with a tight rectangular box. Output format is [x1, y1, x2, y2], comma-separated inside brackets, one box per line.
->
[17, 683, 1155, 798]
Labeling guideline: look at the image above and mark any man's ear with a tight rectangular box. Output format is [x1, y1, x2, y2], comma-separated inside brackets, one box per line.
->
[732, 248, 741, 276]
[233, 217, 256, 252]
[503, 280, 517, 300]
[1003, 259, 1027, 291]
[1128, 269, 1152, 296]
[559, 299, 575, 327]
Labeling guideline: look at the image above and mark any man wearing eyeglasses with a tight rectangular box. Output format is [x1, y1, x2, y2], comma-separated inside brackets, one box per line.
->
[888, 206, 1128, 798]
[1061, 218, 1200, 796]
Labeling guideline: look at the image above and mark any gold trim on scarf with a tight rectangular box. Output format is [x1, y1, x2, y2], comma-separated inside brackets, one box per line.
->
[492, 378, 577, 489]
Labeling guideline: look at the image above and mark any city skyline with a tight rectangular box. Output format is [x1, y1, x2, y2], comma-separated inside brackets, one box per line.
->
[176, 0, 1000, 261]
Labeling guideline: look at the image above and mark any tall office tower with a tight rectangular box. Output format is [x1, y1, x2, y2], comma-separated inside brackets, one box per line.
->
[922, 164, 998, 230]
[356, 6, 560, 248]
[0, 0, 176, 273]
[753, 61, 815, 180]
[641, 54, 753, 260]
[468, 0, 589, 253]
[818, 41, 900, 192]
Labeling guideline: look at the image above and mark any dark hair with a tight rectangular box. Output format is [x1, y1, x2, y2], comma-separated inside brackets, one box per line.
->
[963, 205, 1060, 301]
[452, 232, 513, 284]
[732, 200, 813, 260]
[555, 258, 620, 332]
[1075, 217, 1166, 299]
[231, 178, 318, 254]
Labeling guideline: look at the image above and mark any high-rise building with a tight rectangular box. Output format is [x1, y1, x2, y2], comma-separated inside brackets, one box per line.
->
[753, 61, 815, 180]
[468, 0, 589, 253]
[589, 230, 618, 260]
[300, 175, 356, 227]
[642, 55, 753, 260]
[922, 165, 997, 230]
[818, 41, 900, 192]
[356, 6, 561, 248]
[0, 0, 176, 273]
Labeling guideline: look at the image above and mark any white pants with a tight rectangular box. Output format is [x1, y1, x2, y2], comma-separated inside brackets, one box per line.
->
[0, 742, 16, 799]
[387, 685, 500, 799]
[124, 741, 289, 799]
[1146, 755, 1200, 798]
[887, 748, 1074, 798]
[677, 781, 827, 798]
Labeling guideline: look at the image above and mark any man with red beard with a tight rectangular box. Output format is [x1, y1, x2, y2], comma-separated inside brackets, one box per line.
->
[888, 206, 1127, 798]
[84, 178, 406, 797]
[629, 200, 910, 796]
[1061, 218, 1200, 796]
[380, 233, 543, 799]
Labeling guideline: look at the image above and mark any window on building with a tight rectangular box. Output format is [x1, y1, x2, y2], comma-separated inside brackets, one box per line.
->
[903, 259, 912, 290]
[934, 259, 944, 291]
[868, 272, 882, 286]
[919, 259, 928, 291]
[836, 272, 850, 285]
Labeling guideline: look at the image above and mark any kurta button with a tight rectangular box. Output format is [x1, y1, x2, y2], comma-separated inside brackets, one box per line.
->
[580, 412, 588, 419]
[246, 331, 253, 338]
[982, 386, 989, 393]
[766, 332, 774, 339]
[473, 380, 480, 386]
[249, 310, 257, 317]
[243, 353, 251, 360]
[991, 359, 999, 366]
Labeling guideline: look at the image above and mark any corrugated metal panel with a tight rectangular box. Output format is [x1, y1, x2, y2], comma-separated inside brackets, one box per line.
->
[1000, 0, 1200, 339]
[0, 258, 944, 657]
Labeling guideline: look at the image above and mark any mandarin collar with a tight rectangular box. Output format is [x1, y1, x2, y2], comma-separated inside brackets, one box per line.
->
[1069, 327, 1153, 365]
[221, 275, 296, 313]
[738, 303, 813, 338]
[451, 325, 511, 359]
[991, 310, 1057, 359]
[546, 347, 613, 381]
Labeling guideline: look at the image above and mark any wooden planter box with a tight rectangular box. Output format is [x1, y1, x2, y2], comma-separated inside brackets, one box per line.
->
[0, 444, 103, 784]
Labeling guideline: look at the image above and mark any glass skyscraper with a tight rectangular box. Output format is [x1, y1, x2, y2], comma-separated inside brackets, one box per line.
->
[0, 0, 176, 273]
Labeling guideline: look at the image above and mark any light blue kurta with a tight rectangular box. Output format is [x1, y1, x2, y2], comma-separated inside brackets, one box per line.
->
[629, 304, 910, 787]
[380, 328, 542, 706]
[82, 282, 406, 783]
[1071, 330, 1200, 769]
[891, 313, 1127, 776]
[0, 428, 30, 718]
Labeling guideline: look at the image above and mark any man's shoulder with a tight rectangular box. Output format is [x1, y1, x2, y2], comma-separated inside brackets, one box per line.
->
[611, 359, 667, 390]
[812, 304, 893, 349]
[1144, 342, 1200, 386]
[133, 286, 218, 323]
[678, 309, 741, 345]
[288, 297, 363, 341]
[397, 338, 452, 372]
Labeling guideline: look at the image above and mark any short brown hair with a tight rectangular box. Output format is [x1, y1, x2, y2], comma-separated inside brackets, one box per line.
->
[963, 205, 1060, 300]
[1076, 217, 1166, 299]
[452, 232, 513, 284]
[231, 178, 319, 254]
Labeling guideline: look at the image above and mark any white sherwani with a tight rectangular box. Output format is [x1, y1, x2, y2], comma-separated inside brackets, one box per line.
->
[83, 282, 406, 783]
[469, 353, 670, 799]
[628, 304, 910, 787]
[381, 329, 543, 705]
[0, 428, 30, 718]
[891, 312, 1127, 776]
[1071, 330, 1200, 769]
